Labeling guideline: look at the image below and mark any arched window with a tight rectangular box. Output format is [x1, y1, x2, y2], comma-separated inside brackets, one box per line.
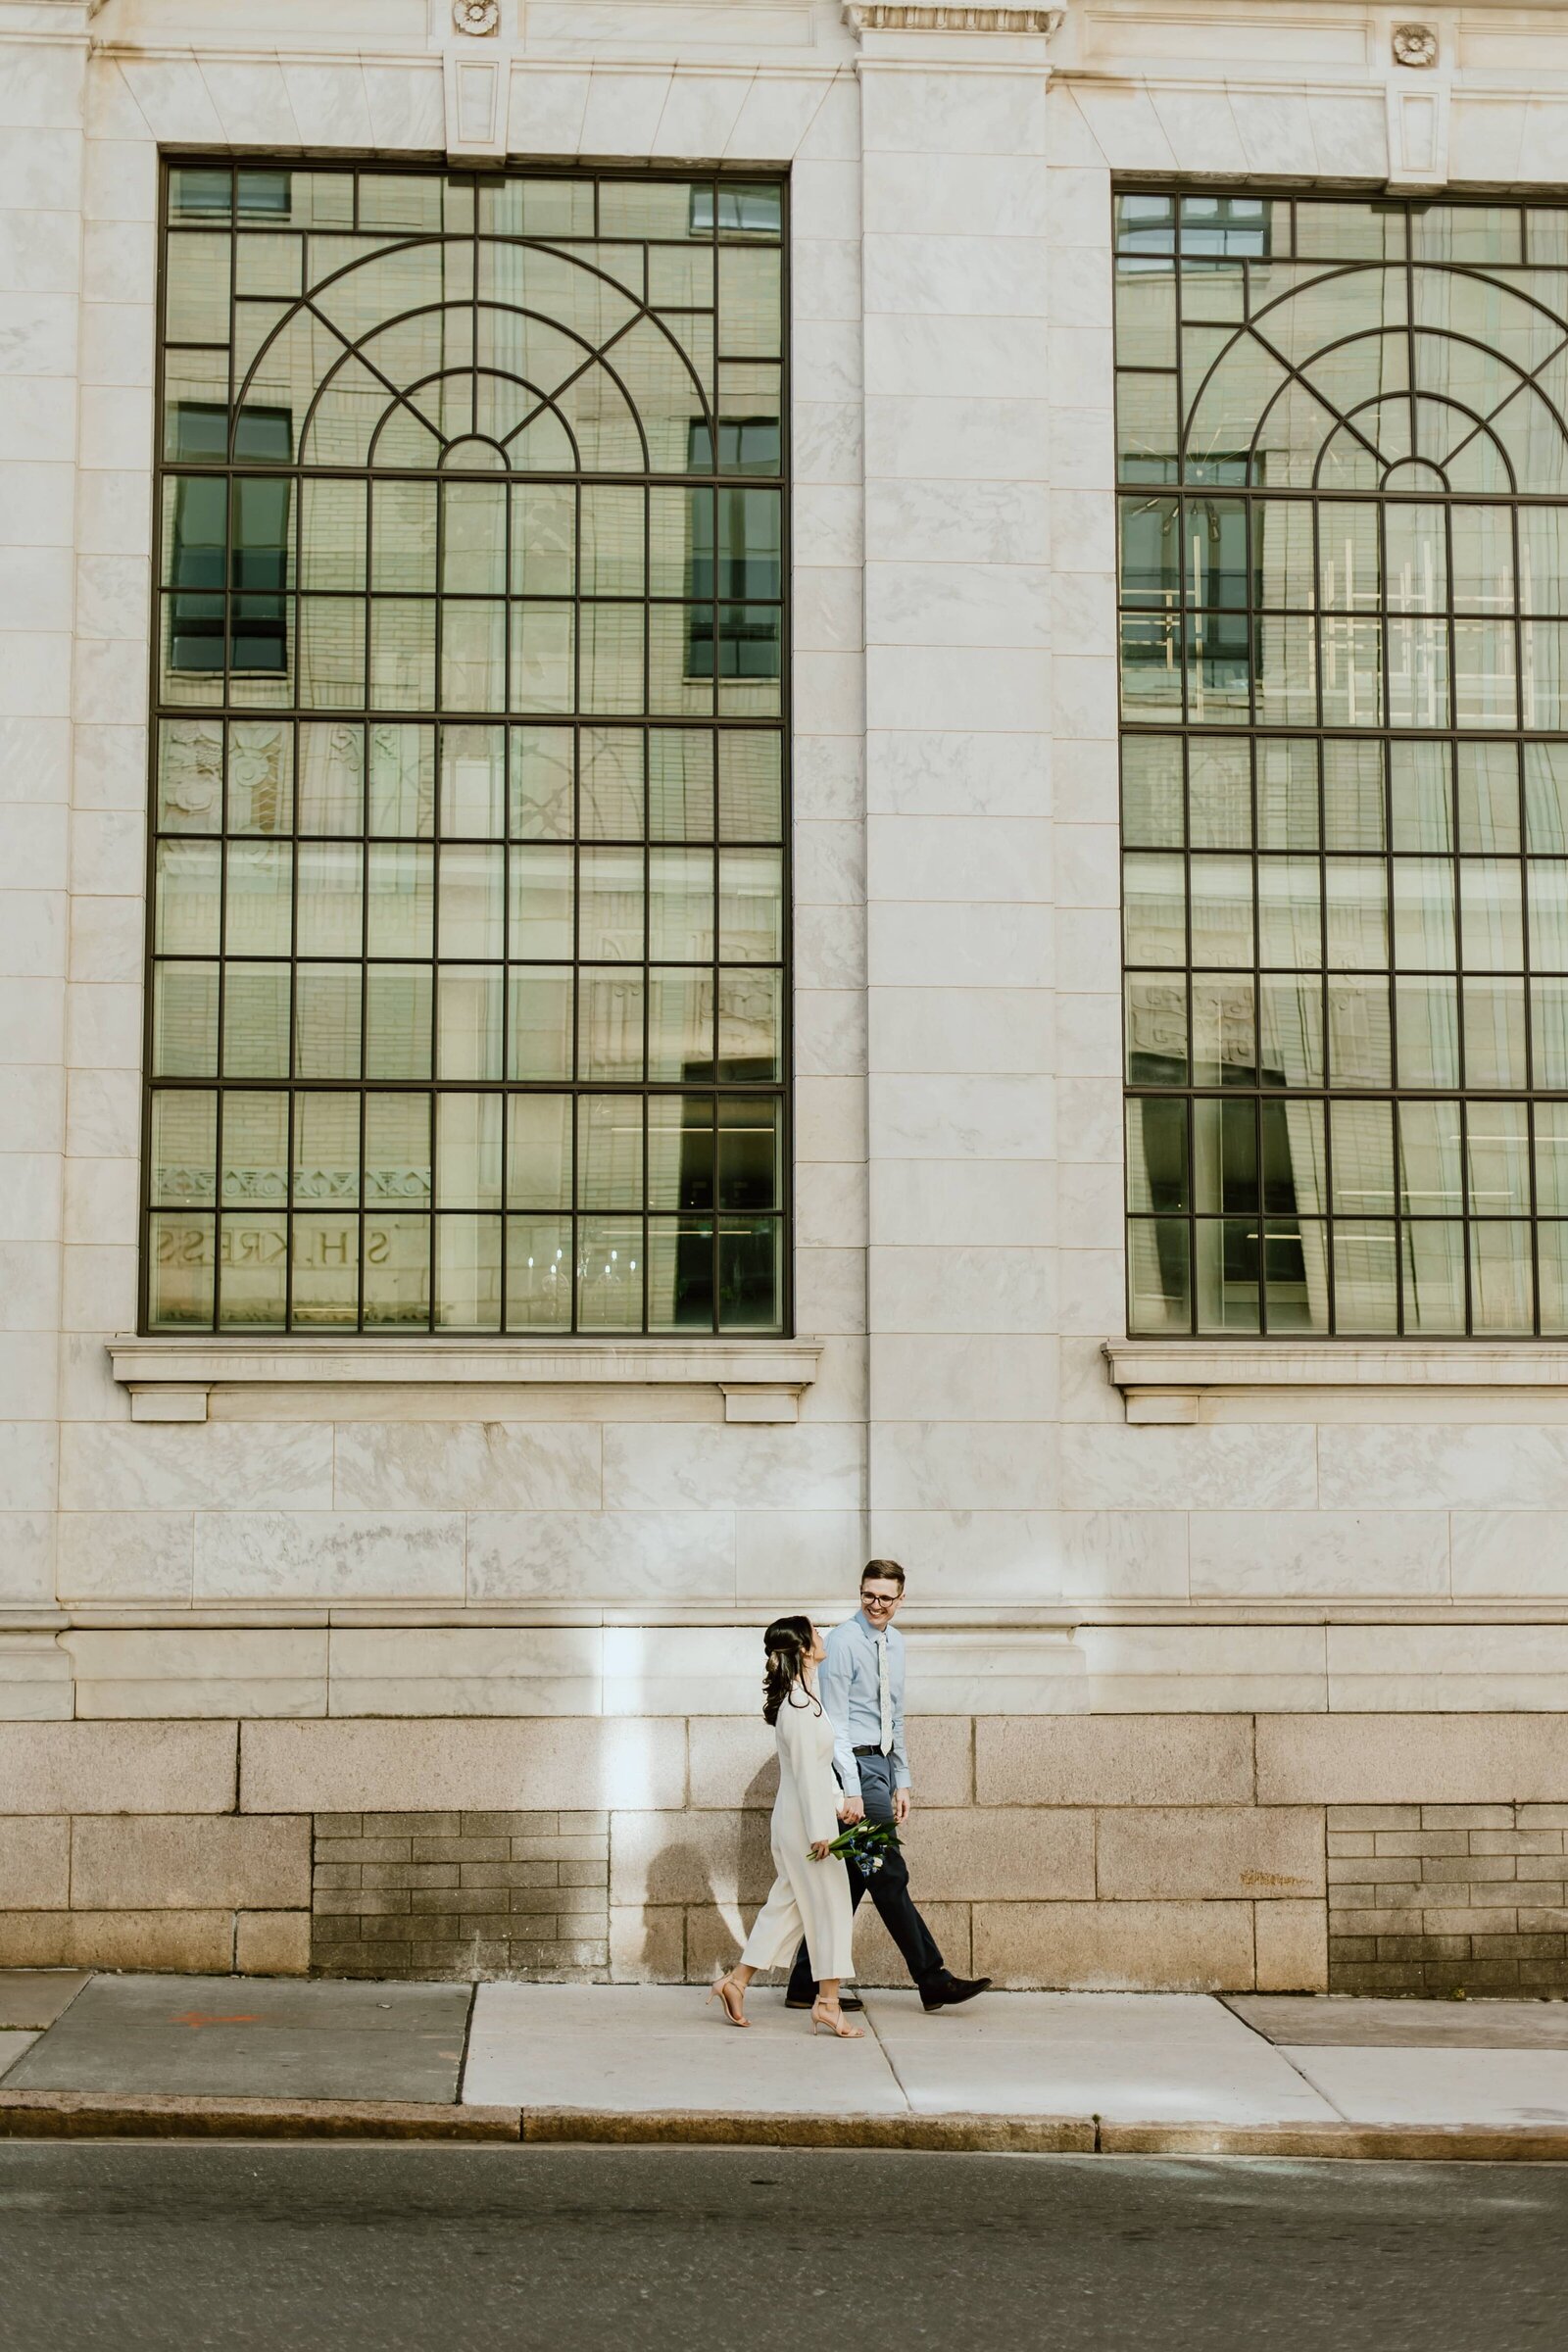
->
[146, 166, 787, 1337]
[1119, 191, 1568, 1336]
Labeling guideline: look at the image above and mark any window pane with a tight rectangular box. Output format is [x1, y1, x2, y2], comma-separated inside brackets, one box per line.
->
[506, 1214, 572, 1330]
[150, 1092, 217, 1207]
[1470, 1220, 1533, 1333]
[577, 1094, 643, 1209]
[718, 1217, 779, 1330]
[1127, 1099, 1188, 1212]
[1190, 857, 1253, 965]
[1256, 973, 1322, 1088]
[1399, 1102, 1464, 1215]
[368, 723, 434, 837]
[154, 963, 220, 1077]
[1334, 1222, 1398, 1333]
[148, 1211, 215, 1329]
[509, 846, 573, 958]
[581, 729, 644, 839]
[222, 962, 291, 1077]
[364, 966, 431, 1079]
[577, 1217, 643, 1330]
[362, 1213, 430, 1328]
[1467, 1101, 1530, 1215]
[440, 725, 506, 837]
[1402, 1219, 1466, 1333]
[438, 966, 503, 1079]
[648, 1217, 716, 1331]
[509, 968, 573, 1082]
[1258, 858, 1319, 967]
[367, 845, 433, 957]
[1124, 854, 1186, 967]
[1122, 734, 1184, 847]
[1196, 1219, 1259, 1332]
[578, 968, 645, 1082]
[1331, 1101, 1395, 1215]
[1463, 976, 1528, 1089]
[1129, 1218, 1191, 1332]
[434, 1215, 501, 1330]
[439, 845, 504, 959]
[1326, 978, 1392, 1088]
[1191, 975, 1254, 1086]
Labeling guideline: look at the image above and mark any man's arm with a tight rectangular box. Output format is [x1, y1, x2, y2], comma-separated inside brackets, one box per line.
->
[890, 1629, 912, 1809]
[818, 1623, 862, 1807]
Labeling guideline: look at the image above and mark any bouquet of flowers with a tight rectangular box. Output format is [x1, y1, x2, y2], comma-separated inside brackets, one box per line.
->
[811, 1819, 903, 1879]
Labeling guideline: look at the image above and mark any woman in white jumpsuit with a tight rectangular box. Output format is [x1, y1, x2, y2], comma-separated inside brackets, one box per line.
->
[709, 1616, 861, 2038]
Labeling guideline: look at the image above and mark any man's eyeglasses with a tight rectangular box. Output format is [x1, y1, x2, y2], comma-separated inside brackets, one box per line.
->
[860, 1591, 899, 1612]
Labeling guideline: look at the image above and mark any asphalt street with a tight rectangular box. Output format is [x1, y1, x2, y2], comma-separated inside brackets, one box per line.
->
[0, 2144, 1563, 2351]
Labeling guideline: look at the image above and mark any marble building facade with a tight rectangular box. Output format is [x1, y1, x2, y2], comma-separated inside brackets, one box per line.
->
[9, 0, 1568, 1992]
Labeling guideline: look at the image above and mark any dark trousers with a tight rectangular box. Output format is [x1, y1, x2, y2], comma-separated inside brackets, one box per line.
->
[785, 1749, 944, 2003]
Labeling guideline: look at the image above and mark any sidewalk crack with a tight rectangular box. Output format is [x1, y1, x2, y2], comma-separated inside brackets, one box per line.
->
[1221, 1996, 1352, 2123]
[861, 1996, 913, 2115]
[454, 1979, 480, 2107]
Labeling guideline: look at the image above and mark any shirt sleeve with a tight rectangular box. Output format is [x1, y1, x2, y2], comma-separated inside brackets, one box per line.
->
[777, 1696, 841, 1846]
[891, 1633, 912, 1790]
[817, 1626, 860, 1798]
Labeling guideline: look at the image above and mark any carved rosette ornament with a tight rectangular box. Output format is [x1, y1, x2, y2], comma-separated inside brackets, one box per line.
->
[453, 0, 500, 32]
[1392, 24, 1438, 69]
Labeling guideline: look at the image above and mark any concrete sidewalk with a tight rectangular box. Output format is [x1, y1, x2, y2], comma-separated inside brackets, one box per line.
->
[9, 1972, 1568, 2155]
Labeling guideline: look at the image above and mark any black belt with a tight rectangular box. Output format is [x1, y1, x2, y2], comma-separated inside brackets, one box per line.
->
[853, 1743, 890, 1757]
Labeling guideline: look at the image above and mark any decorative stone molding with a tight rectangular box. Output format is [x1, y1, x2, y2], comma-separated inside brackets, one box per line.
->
[1104, 1340, 1568, 1424]
[108, 1337, 823, 1424]
[842, 4, 1064, 32]
[1392, 24, 1438, 70]
[1385, 75, 1449, 190]
[452, 0, 500, 32]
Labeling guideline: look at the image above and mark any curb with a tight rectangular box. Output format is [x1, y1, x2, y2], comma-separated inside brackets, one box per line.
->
[521, 2108, 1095, 2151]
[1101, 2121, 1568, 2163]
[0, 2093, 520, 2142]
[4, 2094, 1568, 2159]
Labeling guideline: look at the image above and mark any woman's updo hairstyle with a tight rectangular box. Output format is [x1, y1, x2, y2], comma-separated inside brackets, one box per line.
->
[761, 1615, 816, 1724]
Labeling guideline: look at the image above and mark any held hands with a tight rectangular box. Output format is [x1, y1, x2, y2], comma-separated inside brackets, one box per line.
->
[838, 1796, 864, 1824]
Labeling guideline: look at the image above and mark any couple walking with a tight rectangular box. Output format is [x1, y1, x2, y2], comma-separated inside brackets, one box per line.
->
[709, 1560, 990, 2037]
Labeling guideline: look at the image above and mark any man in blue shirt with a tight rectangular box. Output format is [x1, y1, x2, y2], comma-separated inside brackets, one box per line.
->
[784, 1559, 991, 2014]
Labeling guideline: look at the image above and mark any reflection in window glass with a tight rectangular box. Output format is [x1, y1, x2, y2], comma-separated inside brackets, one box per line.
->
[147, 164, 787, 1334]
[1119, 188, 1568, 1332]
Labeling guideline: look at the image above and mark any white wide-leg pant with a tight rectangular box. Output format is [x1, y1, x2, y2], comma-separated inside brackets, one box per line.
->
[740, 1850, 855, 1983]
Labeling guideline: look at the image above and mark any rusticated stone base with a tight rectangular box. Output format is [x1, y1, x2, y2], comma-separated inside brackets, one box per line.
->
[309, 1811, 611, 1981]
[14, 1714, 1568, 1991]
[1328, 1803, 1568, 1994]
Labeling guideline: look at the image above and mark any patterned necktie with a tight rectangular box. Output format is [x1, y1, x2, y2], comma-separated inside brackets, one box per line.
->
[877, 1633, 893, 1754]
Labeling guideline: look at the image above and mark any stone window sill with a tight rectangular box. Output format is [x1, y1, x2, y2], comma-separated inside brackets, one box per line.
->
[108, 1337, 822, 1424]
[1103, 1339, 1568, 1423]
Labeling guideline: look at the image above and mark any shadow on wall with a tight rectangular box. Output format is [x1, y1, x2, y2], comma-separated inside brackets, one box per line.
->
[637, 1756, 943, 1988]
[640, 1757, 778, 1985]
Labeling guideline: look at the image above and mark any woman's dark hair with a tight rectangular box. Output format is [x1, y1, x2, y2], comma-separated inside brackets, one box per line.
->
[761, 1616, 817, 1724]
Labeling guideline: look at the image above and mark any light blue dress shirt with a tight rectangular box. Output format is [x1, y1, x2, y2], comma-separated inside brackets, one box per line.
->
[818, 1609, 911, 1795]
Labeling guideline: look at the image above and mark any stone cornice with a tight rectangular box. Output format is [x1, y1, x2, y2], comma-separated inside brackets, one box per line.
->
[108, 1335, 823, 1424]
[843, 5, 1064, 33]
[1104, 1340, 1568, 1423]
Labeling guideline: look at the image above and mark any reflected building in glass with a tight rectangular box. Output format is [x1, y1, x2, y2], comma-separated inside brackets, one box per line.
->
[1118, 191, 1568, 1336]
[145, 166, 788, 1337]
